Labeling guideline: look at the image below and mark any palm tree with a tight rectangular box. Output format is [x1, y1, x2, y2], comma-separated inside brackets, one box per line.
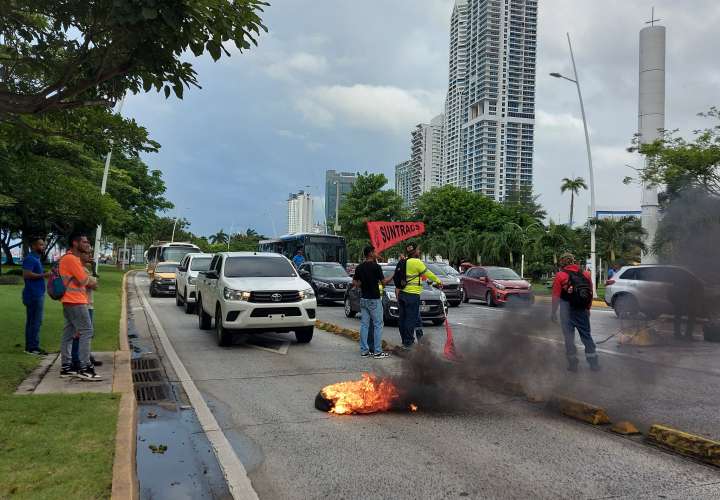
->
[209, 229, 229, 245]
[537, 222, 569, 266]
[560, 177, 588, 227]
[593, 216, 646, 263]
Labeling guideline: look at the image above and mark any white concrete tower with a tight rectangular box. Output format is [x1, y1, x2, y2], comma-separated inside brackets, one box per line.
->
[638, 15, 665, 263]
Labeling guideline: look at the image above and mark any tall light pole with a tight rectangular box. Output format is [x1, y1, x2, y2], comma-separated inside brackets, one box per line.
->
[93, 96, 126, 275]
[333, 180, 341, 233]
[550, 33, 598, 298]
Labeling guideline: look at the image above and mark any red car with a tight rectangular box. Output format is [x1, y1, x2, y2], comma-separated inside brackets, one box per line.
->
[460, 266, 534, 306]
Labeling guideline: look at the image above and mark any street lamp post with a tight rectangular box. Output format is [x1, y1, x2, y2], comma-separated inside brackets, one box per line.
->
[93, 96, 126, 275]
[550, 33, 598, 298]
[333, 181, 341, 233]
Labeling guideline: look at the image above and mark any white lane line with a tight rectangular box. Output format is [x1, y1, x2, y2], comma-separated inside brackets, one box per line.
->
[134, 274, 258, 500]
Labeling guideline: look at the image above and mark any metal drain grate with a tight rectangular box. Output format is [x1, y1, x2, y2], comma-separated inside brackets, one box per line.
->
[135, 383, 170, 403]
[132, 370, 163, 383]
[132, 357, 160, 370]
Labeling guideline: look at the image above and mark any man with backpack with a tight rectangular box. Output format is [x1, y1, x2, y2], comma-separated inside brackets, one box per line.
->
[22, 237, 50, 355]
[57, 233, 101, 380]
[551, 252, 599, 372]
[395, 242, 442, 350]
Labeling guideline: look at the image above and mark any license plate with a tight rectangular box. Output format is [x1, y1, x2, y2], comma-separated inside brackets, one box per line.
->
[420, 305, 431, 312]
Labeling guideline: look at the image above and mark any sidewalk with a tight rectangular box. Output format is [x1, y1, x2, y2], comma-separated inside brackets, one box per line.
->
[15, 352, 115, 395]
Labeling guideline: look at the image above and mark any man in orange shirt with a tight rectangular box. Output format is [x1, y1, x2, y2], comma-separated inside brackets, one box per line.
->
[59, 233, 101, 381]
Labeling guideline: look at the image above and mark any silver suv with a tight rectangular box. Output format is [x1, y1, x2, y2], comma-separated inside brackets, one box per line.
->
[604, 265, 701, 319]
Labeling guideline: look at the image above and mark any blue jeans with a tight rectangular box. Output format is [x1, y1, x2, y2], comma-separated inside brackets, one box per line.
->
[24, 295, 44, 351]
[399, 291, 423, 347]
[360, 298, 383, 354]
[71, 308, 94, 368]
[559, 301, 596, 361]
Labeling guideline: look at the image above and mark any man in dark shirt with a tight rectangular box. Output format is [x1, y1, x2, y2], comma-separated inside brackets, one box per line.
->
[353, 246, 391, 359]
[22, 237, 50, 355]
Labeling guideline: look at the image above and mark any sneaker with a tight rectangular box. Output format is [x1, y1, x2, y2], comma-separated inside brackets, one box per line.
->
[567, 358, 579, 373]
[77, 367, 103, 381]
[373, 352, 390, 359]
[24, 349, 47, 356]
[360, 351, 370, 357]
[90, 356, 103, 367]
[60, 365, 78, 378]
[588, 358, 601, 372]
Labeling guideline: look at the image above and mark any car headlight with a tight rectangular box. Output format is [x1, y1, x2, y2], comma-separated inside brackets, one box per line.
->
[440, 291, 447, 302]
[300, 288, 315, 300]
[188, 276, 196, 285]
[527, 283, 532, 290]
[224, 287, 251, 301]
[386, 290, 397, 301]
[314, 280, 330, 288]
[493, 281, 506, 290]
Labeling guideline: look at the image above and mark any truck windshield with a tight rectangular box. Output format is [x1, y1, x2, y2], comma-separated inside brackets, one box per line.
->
[224, 256, 297, 278]
[161, 247, 200, 262]
[190, 257, 212, 271]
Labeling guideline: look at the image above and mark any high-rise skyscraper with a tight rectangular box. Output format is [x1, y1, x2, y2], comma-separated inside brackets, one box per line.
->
[325, 170, 356, 232]
[287, 191, 314, 234]
[396, 113, 445, 206]
[443, 0, 537, 201]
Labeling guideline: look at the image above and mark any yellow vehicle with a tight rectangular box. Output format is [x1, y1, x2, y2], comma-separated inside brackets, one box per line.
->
[149, 262, 180, 297]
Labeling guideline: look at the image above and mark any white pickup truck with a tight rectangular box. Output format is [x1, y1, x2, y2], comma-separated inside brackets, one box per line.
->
[195, 252, 317, 346]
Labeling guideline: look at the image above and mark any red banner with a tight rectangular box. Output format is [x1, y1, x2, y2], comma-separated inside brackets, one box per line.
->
[366, 221, 425, 254]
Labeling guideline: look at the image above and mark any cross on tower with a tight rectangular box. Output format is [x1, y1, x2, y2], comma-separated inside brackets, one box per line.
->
[645, 7, 661, 26]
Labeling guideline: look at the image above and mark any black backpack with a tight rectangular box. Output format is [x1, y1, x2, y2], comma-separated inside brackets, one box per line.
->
[393, 259, 407, 289]
[564, 270, 593, 309]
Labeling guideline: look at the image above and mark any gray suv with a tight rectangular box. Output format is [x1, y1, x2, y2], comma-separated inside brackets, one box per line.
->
[604, 265, 702, 319]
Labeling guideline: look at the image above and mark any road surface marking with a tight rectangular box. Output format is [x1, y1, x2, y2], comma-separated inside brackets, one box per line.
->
[135, 274, 259, 500]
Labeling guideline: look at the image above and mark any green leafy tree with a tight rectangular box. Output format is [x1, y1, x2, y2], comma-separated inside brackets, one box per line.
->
[592, 216, 646, 263]
[630, 107, 720, 200]
[560, 177, 587, 226]
[0, 0, 268, 118]
[209, 229, 229, 245]
[338, 173, 407, 261]
[503, 186, 547, 227]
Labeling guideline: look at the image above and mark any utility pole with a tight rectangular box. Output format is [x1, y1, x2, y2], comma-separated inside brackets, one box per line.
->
[334, 181, 341, 233]
[93, 96, 126, 275]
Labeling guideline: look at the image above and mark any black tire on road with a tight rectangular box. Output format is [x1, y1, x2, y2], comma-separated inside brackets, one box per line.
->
[463, 289, 469, 303]
[344, 298, 356, 318]
[198, 298, 212, 330]
[184, 289, 194, 315]
[295, 326, 314, 343]
[486, 291, 497, 307]
[215, 307, 232, 347]
[449, 301, 461, 308]
[150, 286, 158, 298]
[431, 318, 445, 326]
[614, 294, 639, 319]
[175, 287, 183, 306]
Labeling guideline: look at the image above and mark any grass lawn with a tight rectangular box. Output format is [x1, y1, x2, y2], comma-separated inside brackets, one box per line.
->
[0, 265, 125, 499]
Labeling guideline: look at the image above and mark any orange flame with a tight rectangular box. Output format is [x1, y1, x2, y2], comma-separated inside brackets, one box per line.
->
[320, 373, 400, 415]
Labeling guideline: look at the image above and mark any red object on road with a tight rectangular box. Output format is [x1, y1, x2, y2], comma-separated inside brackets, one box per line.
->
[443, 317, 460, 361]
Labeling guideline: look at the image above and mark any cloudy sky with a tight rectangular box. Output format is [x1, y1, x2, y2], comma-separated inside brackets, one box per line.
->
[123, 0, 720, 237]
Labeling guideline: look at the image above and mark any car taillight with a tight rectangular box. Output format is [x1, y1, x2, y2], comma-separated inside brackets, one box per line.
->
[605, 279, 615, 286]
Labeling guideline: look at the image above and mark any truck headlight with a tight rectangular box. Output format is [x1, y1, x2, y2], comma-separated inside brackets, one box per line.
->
[224, 287, 251, 301]
[300, 288, 315, 300]
[440, 291, 447, 302]
[188, 276, 196, 285]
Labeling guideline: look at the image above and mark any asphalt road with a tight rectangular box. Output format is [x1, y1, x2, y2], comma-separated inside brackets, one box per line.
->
[133, 273, 720, 499]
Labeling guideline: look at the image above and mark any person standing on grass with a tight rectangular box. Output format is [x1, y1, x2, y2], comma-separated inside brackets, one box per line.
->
[71, 247, 102, 371]
[59, 233, 101, 381]
[353, 246, 392, 359]
[22, 237, 50, 356]
[551, 252, 599, 372]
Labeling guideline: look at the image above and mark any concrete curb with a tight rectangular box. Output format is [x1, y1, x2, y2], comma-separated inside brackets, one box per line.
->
[551, 396, 611, 425]
[14, 353, 58, 395]
[534, 295, 610, 309]
[315, 320, 400, 353]
[647, 424, 720, 467]
[111, 271, 139, 500]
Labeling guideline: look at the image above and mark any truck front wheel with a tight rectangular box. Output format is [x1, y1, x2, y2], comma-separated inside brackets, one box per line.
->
[198, 297, 212, 330]
[295, 326, 314, 344]
[216, 307, 233, 347]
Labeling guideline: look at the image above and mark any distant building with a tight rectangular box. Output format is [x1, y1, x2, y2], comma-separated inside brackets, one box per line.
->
[325, 170, 356, 232]
[442, 0, 538, 201]
[394, 160, 412, 205]
[396, 113, 445, 207]
[593, 206, 642, 220]
[287, 191, 314, 234]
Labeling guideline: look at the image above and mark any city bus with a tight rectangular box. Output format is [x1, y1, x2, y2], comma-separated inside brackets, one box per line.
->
[258, 234, 347, 267]
[145, 241, 201, 274]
